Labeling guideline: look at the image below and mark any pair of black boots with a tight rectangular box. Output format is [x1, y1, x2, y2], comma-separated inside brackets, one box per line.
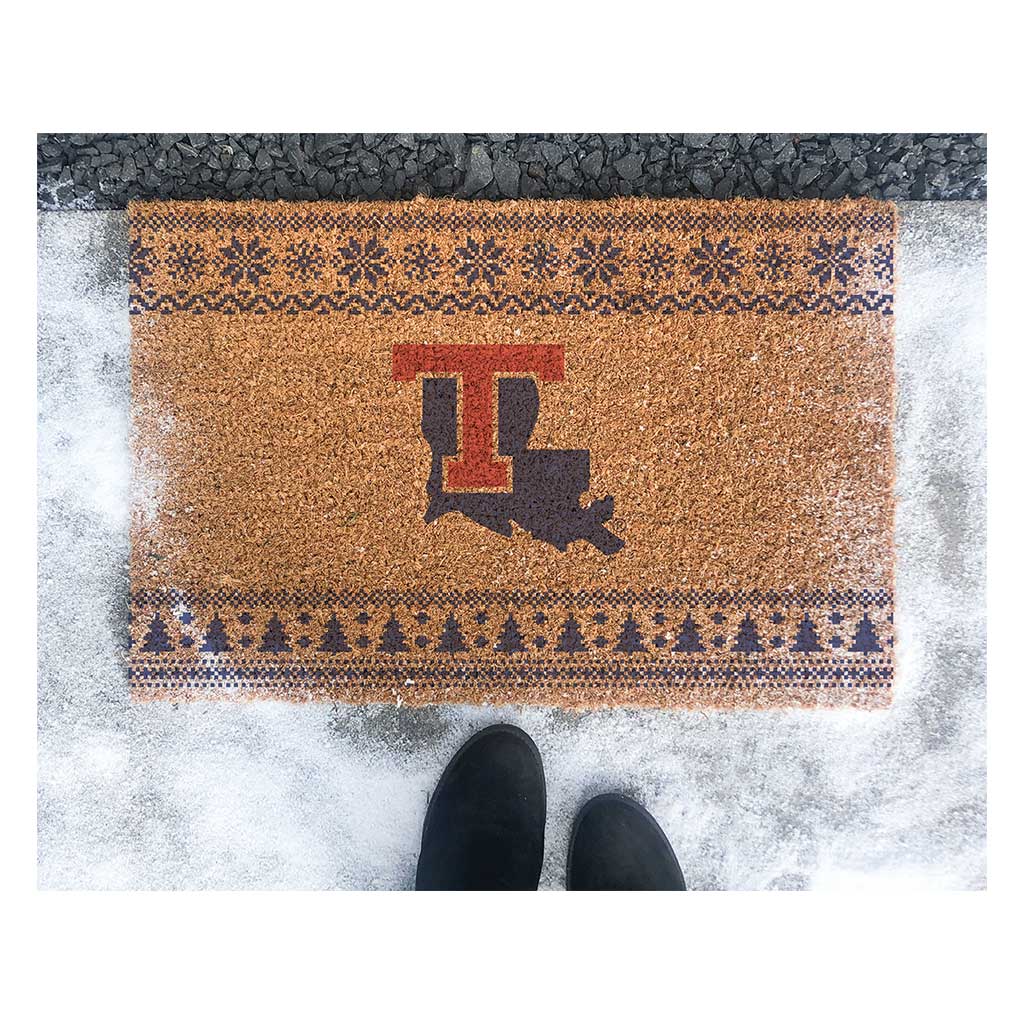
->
[416, 724, 686, 890]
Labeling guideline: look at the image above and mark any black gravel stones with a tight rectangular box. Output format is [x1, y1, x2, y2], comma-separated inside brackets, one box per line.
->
[37, 133, 986, 209]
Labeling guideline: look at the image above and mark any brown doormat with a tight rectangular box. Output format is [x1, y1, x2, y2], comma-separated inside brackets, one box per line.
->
[128, 198, 896, 709]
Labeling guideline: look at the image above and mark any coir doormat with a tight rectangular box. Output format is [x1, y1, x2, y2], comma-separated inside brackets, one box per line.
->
[128, 198, 896, 709]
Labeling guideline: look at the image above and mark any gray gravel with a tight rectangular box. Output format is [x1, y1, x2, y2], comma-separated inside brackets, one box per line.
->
[38, 133, 986, 209]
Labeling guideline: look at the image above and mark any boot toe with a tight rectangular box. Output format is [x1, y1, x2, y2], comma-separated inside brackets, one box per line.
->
[416, 725, 546, 890]
[568, 793, 685, 891]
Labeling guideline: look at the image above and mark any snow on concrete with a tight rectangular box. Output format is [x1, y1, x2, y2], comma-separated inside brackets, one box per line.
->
[37, 205, 986, 889]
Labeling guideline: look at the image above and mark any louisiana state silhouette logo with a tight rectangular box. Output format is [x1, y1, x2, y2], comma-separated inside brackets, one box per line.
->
[127, 198, 897, 710]
[392, 343, 624, 555]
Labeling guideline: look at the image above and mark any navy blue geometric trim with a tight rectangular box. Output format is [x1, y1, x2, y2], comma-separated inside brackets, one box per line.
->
[131, 587, 893, 610]
[130, 671, 888, 688]
[130, 207, 897, 236]
[129, 288, 894, 318]
[128, 660, 894, 688]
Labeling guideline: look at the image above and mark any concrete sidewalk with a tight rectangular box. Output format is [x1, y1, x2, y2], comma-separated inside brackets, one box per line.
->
[37, 204, 986, 889]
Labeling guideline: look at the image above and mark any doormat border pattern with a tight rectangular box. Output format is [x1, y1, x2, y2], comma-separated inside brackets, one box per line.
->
[129, 587, 894, 609]
[129, 204, 897, 233]
[128, 201, 895, 318]
[128, 670, 894, 691]
[128, 588, 894, 693]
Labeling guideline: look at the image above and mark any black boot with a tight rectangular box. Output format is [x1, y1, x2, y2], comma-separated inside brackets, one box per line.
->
[416, 724, 546, 890]
[567, 793, 686, 891]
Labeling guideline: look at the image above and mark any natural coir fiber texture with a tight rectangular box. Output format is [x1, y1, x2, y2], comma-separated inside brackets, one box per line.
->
[128, 198, 896, 709]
